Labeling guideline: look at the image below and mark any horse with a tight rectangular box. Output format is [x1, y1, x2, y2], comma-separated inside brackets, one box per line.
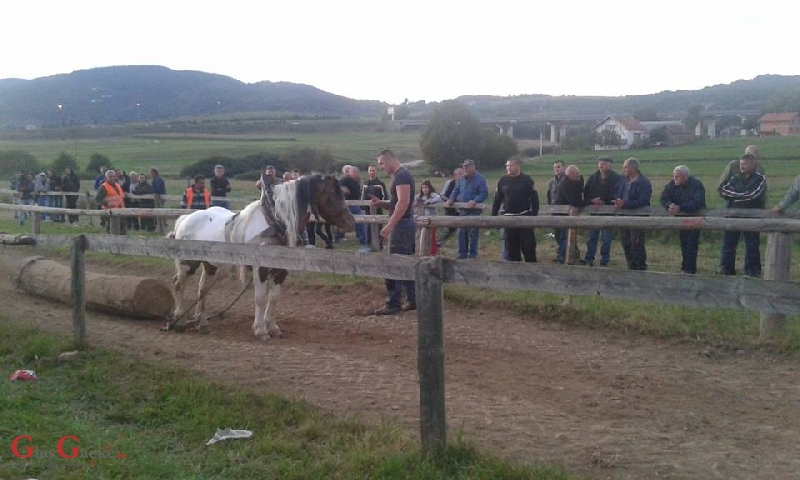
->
[168, 174, 355, 340]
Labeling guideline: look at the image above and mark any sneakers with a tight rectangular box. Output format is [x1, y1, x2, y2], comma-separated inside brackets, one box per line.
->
[374, 305, 402, 315]
[358, 246, 371, 253]
[402, 303, 416, 311]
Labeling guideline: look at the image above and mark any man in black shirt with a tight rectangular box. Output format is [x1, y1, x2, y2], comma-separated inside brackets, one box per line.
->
[491, 156, 539, 262]
[210, 165, 231, 209]
[582, 157, 620, 267]
[371, 149, 416, 315]
[361, 164, 387, 249]
[340, 165, 367, 249]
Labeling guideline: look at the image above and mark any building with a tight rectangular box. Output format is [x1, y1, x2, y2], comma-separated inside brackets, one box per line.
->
[593, 115, 649, 150]
[758, 113, 800, 136]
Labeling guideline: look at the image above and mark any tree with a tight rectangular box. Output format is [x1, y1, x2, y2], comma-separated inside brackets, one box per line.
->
[420, 100, 484, 172]
[51, 151, 78, 173]
[683, 105, 703, 132]
[478, 130, 519, 168]
[86, 152, 112, 173]
[597, 129, 623, 148]
[633, 107, 659, 121]
[0, 150, 41, 175]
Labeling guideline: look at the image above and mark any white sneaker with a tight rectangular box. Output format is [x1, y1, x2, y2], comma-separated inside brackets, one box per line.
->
[305, 244, 316, 249]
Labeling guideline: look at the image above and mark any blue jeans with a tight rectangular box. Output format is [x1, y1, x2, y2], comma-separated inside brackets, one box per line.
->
[457, 209, 481, 259]
[585, 229, 613, 265]
[385, 218, 416, 308]
[211, 199, 230, 209]
[18, 199, 32, 225]
[37, 195, 49, 221]
[720, 231, 761, 277]
[349, 206, 367, 244]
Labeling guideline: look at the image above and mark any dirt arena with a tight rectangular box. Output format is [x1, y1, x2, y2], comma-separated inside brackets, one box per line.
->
[2, 245, 799, 479]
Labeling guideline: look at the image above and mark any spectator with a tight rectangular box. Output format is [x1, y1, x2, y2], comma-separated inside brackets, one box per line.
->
[34, 172, 50, 222]
[372, 149, 416, 315]
[126, 171, 140, 230]
[446, 159, 488, 259]
[547, 160, 567, 262]
[210, 164, 231, 209]
[282, 172, 292, 182]
[773, 171, 800, 214]
[582, 157, 620, 267]
[134, 173, 156, 231]
[150, 167, 167, 234]
[660, 165, 707, 274]
[340, 165, 368, 251]
[15, 172, 35, 226]
[255, 165, 280, 191]
[93, 166, 108, 190]
[95, 169, 126, 234]
[47, 169, 64, 222]
[717, 144, 764, 191]
[614, 158, 652, 271]
[361, 164, 388, 250]
[182, 174, 211, 210]
[555, 165, 585, 264]
[491, 155, 539, 262]
[414, 180, 442, 254]
[61, 166, 81, 226]
[718, 153, 767, 277]
[437, 167, 463, 247]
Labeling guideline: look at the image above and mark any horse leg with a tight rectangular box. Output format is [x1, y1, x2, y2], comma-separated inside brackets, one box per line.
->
[252, 272, 270, 341]
[266, 270, 288, 338]
[195, 262, 216, 334]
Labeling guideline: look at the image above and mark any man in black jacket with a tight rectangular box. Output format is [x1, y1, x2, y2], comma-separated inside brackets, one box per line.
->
[491, 156, 539, 262]
[61, 166, 81, 226]
[660, 165, 706, 274]
[719, 153, 767, 277]
[555, 165, 584, 264]
[582, 157, 619, 266]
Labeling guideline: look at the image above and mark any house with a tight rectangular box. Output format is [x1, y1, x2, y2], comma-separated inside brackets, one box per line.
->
[758, 113, 800, 136]
[641, 121, 695, 145]
[593, 115, 649, 150]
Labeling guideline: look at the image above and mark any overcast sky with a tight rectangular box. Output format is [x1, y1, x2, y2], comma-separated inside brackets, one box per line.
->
[2, 0, 797, 104]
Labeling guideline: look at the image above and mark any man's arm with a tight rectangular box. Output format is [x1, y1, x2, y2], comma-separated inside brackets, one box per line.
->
[474, 176, 489, 204]
[717, 160, 735, 191]
[776, 174, 800, 211]
[659, 183, 673, 210]
[491, 180, 503, 216]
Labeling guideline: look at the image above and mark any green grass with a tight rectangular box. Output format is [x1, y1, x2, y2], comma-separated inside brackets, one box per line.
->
[0, 321, 574, 480]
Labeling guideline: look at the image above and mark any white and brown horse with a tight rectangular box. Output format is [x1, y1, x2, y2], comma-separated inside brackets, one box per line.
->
[168, 174, 354, 339]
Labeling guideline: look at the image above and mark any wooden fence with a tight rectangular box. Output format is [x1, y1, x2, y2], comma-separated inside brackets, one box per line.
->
[3, 214, 799, 449]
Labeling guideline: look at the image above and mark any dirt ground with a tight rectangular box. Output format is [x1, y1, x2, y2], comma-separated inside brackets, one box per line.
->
[2, 245, 799, 480]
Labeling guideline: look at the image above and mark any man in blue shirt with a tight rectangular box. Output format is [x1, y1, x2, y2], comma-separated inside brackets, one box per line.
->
[446, 159, 489, 259]
[614, 157, 652, 270]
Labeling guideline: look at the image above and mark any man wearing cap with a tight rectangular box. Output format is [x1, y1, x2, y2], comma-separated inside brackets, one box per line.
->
[582, 157, 621, 266]
[210, 164, 231, 209]
[446, 159, 489, 259]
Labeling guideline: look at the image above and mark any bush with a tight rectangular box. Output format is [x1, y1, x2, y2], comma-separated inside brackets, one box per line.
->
[86, 152, 112, 173]
[178, 153, 280, 178]
[478, 130, 519, 169]
[51, 151, 78, 173]
[0, 150, 42, 176]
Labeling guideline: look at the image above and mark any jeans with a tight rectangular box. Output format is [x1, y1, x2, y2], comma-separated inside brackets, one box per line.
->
[37, 195, 49, 221]
[212, 199, 230, 209]
[66, 194, 78, 224]
[585, 229, 613, 266]
[499, 229, 509, 260]
[720, 231, 761, 277]
[18, 199, 32, 225]
[349, 206, 367, 244]
[457, 209, 481, 259]
[620, 229, 647, 270]
[385, 218, 416, 308]
[679, 230, 701, 274]
[50, 194, 63, 222]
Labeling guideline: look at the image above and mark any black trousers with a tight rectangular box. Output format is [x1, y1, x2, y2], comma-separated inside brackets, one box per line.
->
[679, 230, 700, 274]
[65, 194, 78, 224]
[621, 229, 647, 270]
[505, 227, 537, 262]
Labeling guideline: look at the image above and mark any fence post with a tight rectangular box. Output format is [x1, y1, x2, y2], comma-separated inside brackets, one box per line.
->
[32, 210, 41, 235]
[369, 205, 381, 252]
[760, 232, 792, 341]
[566, 206, 579, 265]
[415, 256, 446, 451]
[109, 214, 121, 235]
[71, 234, 87, 349]
[418, 226, 431, 256]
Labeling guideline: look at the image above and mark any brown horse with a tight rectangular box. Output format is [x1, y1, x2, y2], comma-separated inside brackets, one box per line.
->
[169, 174, 355, 339]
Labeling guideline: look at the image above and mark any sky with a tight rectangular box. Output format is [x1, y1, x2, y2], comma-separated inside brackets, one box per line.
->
[1, 0, 798, 104]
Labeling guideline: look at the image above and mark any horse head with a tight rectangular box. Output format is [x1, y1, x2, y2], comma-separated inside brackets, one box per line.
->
[302, 174, 355, 233]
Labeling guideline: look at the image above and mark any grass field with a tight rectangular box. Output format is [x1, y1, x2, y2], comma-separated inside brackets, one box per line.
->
[0, 322, 573, 479]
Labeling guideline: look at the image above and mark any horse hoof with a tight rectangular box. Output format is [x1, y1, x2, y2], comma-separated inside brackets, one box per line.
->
[255, 332, 270, 341]
[268, 329, 284, 339]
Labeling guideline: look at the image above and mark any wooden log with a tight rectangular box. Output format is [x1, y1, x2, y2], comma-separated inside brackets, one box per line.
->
[32, 211, 41, 235]
[760, 232, 792, 340]
[0, 234, 36, 246]
[15, 256, 173, 319]
[416, 256, 446, 450]
[369, 205, 381, 252]
[71, 235, 87, 348]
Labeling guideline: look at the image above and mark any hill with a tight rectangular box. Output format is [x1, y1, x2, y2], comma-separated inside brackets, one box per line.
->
[0, 65, 386, 127]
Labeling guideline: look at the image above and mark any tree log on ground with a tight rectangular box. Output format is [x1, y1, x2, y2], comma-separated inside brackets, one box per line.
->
[12, 256, 173, 319]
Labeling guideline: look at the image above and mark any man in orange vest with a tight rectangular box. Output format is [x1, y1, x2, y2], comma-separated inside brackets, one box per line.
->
[182, 174, 211, 210]
[94, 169, 126, 234]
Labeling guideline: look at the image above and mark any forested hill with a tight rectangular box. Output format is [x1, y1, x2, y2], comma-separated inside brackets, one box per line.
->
[453, 75, 800, 118]
[0, 65, 386, 126]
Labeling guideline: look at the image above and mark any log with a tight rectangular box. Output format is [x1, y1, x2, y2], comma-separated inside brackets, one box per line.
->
[14, 256, 173, 319]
